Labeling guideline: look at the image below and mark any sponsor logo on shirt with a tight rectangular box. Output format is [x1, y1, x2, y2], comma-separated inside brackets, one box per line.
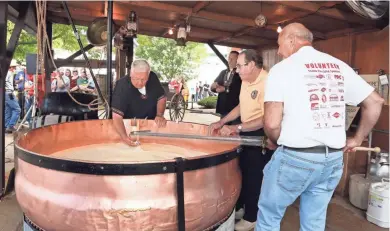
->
[321, 87, 327, 92]
[305, 63, 340, 69]
[333, 112, 340, 118]
[310, 94, 319, 101]
[322, 94, 327, 103]
[311, 103, 319, 110]
[313, 112, 320, 121]
[251, 90, 258, 99]
[329, 94, 338, 101]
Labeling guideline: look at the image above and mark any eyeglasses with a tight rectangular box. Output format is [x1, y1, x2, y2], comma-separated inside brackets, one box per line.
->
[236, 63, 249, 71]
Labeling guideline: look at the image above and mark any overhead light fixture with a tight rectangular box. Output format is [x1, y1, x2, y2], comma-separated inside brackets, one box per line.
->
[126, 11, 138, 38]
[168, 28, 174, 35]
[255, 14, 267, 27]
[176, 23, 188, 46]
[277, 24, 282, 33]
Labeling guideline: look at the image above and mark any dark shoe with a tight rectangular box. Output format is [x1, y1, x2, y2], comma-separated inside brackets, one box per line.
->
[6, 127, 16, 133]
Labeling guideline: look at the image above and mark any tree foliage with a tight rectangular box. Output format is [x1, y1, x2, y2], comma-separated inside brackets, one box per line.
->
[135, 35, 207, 81]
[6, 21, 37, 62]
[6, 21, 100, 64]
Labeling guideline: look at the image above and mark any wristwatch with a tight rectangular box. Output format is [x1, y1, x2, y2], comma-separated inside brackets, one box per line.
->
[237, 125, 243, 132]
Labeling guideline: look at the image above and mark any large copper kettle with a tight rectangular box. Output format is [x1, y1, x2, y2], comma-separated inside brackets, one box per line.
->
[15, 120, 241, 231]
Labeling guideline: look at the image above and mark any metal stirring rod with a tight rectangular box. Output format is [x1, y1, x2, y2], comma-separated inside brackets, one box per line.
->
[130, 130, 265, 147]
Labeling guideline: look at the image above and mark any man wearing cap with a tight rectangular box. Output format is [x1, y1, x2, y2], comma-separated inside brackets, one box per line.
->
[112, 59, 167, 146]
[4, 61, 21, 133]
[209, 49, 273, 231]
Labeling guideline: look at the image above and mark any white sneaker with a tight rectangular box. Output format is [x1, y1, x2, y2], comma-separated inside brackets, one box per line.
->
[234, 219, 256, 231]
[235, 208, 245, 220]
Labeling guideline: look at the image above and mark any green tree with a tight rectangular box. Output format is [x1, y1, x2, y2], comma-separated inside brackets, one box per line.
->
[6, 21, 37, 62]
[135, 35, 207, 81]
[6, 21, 101, 63]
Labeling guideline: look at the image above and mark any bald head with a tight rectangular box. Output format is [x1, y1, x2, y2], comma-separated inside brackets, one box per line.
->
[277, 23, 313, 59]
[281, 23, 313, 43]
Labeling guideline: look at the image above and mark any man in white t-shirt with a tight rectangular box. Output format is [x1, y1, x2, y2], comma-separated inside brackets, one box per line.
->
[255, 23, 384, 231]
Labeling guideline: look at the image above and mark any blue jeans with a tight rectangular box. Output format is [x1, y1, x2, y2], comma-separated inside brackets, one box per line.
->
[255, 146, 343, 231]
[5, 93, 21, 129]
[25, 96, 34, 125]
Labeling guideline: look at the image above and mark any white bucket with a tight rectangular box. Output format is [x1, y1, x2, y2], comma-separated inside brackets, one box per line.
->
[349, 174, 372, 210]
[367, 178, 390, 228]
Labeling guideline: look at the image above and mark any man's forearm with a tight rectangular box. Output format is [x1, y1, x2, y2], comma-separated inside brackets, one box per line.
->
[265, 127, 281, 144]
[113, 114, 128, 139]
[241, 117, 263, 132]
[157, 97, 167, 117]
[220, 105, 240, 125]
[355, 98, 384, 142]
[211, 82, 217, 90]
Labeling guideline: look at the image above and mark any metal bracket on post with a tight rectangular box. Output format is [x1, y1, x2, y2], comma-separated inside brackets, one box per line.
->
[0, 1, 30, 198]
[106, 1, 113, 119]
[175, 157, 186, 231]
[0, 1, 7, 199]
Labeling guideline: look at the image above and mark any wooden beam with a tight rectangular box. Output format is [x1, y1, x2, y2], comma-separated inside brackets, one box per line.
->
[123, 1, 256, 27]
[103, 1, 108, 17]
[124, 1, 328, 42]
[278, 1, 375, 26]
[48, 3, 265, 49]
[49, 5, 264, 43]
[325, 26, 379, 39]
[192, 1, 211, 14]
[55, 59, 116, 68]
[208, 42, 228, 68]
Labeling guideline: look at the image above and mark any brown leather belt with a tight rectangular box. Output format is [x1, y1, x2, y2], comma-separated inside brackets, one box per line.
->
[284, 146, 342, 154]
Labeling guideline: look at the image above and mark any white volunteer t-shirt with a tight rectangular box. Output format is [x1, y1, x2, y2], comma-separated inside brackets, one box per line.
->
[264, 46, 374, 149]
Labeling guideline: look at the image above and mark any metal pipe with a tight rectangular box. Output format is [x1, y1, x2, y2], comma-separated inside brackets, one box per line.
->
[61, 2, 106, 108]
[106, 1, 113, 119]
[126, 38, 134, 75]
[131, 131, 265, 147]
[366, 131, 373, 178]
[0, 1, 7, 198]
[44, 21, 52, 94]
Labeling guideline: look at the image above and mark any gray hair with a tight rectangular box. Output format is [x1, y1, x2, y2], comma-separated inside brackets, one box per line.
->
[240, 49, 263, 69]
[295, 29, 313, 43]
[131, 59, 151, 72]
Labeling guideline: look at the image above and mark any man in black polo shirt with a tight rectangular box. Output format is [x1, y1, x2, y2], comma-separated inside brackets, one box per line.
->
[211, 51, 241, 124]
[112, 59, 167, 146]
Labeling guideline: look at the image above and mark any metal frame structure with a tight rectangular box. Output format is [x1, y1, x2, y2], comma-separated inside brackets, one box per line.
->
[0, 1, 117, 199]
[0, 1, 33, 198]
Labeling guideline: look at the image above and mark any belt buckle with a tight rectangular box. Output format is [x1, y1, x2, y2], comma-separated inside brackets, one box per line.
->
[261, 136, 266, 155]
